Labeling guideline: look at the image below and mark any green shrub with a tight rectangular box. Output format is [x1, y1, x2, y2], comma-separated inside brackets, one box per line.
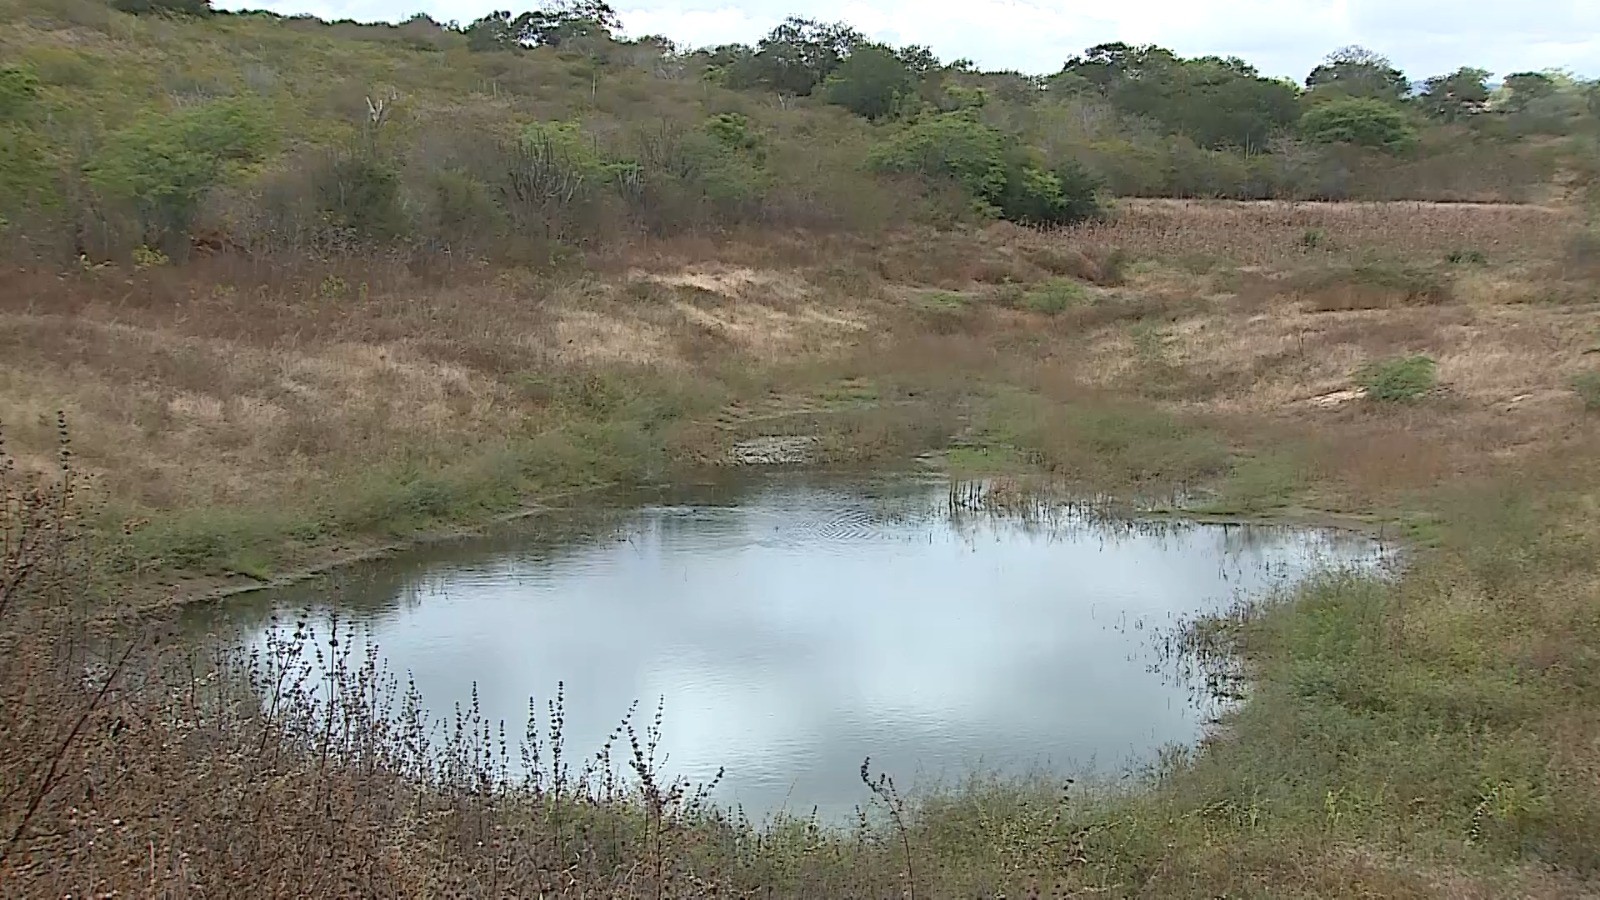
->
[868, 110, 1009, 210]
[86, 99, 272, 250]
[1446, 248, 1488, 265]
[869, 111, 1103, 226]
[1357, 355, 1438, 401]
[1300, 97, 1418, 152]
[1573, 371, 1600, 411]
[823, 45, 915, 121]
[312, 153, 406, 242]
[1019, 278, 1087, 314]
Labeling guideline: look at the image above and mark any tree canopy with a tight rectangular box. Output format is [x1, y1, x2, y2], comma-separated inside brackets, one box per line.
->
[824, 45, 916, 120]
[1300, 97, 1418, 152]
[465, 1, 620, 51]
[1306, 46, 1410, 100]
[1419, 67, 1491, 122]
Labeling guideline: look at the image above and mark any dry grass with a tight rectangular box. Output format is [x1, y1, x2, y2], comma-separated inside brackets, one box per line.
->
[1056, 198, 1575, 267]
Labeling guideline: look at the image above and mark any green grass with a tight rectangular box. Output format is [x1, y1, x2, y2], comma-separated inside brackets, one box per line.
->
[1357, 354, 1438, 402]
[1573, 370, 1600, 411]
[973, 388, 1232, 491]
[1019, 277, 1088, 315]
[1198, 449, 1310, 515]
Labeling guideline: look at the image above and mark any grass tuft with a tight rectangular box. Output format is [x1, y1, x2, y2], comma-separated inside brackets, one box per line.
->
[1356, 354, 1438, 402]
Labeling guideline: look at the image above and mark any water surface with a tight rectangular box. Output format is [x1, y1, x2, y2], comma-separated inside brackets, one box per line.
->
[190, 474, 1387, 820]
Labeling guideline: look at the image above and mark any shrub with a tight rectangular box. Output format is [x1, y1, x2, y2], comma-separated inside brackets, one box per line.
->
[1446, 248, 1487, 265]
[997, 159, 1105, 226]
[0, 66, 41, 118]
[1295, 262, 1452, 310]
[1019, 278, 1087, 314]
[1573, 371, 1600, 411]
[1301, 98, 1418, 153]
[85, 99, 272, 252]
[311, 153, 407, 243]
[1357, 354, 1438, 401]
[868, 110, 1009, 212]
[824, 45, 915, 121]
[869, 111, 1104, 226]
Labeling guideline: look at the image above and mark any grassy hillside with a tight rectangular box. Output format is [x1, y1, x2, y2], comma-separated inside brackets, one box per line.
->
[3, 0, 1595, 267]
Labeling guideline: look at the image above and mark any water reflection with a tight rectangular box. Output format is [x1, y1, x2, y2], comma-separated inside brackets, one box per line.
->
[187, 473, 1390, 821]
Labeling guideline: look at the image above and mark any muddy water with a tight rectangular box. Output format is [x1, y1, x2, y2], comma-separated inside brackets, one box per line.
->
[188, 474, 1389, 820]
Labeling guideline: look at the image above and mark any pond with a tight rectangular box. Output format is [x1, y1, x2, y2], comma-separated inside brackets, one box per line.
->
[186, 474, 1390, 821]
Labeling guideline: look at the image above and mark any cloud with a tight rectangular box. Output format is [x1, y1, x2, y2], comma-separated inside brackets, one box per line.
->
[220, 0, 1600, 81]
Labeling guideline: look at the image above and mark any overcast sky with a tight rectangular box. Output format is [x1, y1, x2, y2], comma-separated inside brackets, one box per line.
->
[225, 0, 1600, 82]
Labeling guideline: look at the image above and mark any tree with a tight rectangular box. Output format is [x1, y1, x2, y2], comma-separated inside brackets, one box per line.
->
[1059, 43, 1178, 93]
[868, 110, 1009, 206]
[1305, 46, 1409, 100]
[1419, 67, 1491, 122]
[1122, 58, 1300, 150]
[463, 1, 619, 52]
[894, 45, 940, 77]
[1502, 72, 1557, 113]
[867, 110, 1103, 225]
[725, 17, 865, 97]
[1299, 97, 1417, 152]
[825, 45, 915, 120]
[1060, 47, 1299, 150]
[86, 100, 272, 248]
[525, 0, 619, 47]
[111, 0, 212, 15]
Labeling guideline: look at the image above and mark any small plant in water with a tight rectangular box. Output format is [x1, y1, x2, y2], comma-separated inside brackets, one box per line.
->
[861, 757, 917, 900]
[1356, 354, 1438, 402]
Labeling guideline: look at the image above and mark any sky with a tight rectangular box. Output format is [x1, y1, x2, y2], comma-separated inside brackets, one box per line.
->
[223, 0, 1600, 82]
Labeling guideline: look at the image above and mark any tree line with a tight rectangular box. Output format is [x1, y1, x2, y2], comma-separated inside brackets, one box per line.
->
[3, 0, 1592, 267]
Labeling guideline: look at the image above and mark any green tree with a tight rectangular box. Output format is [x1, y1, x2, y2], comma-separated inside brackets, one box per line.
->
[825, 45, 916, 120]
[1057, 46, 1298, 150]
[894, 45, 940, 77]
[86, 100, 272, 249]
[0, 67, 55, 235]
[1419, 67, 1491, 122]
[1299, 97, 1417, 152]
[1059, 43, 1178, 93]
[868, 110, 1009, 207]
[869, 111, 1102, 225]
[729, 17, 864, 97]
[463, 1, 619, 52]
[111, 0, 212, 16]
[1503, 72, 1558, 112]
[1305, 46, 1409, 100]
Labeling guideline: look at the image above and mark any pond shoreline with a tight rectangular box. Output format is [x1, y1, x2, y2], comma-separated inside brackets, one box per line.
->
[130, 464, 1403, 626]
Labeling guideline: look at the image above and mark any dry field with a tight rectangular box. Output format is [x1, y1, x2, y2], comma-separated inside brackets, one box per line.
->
[1, 199, 1597, 584]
